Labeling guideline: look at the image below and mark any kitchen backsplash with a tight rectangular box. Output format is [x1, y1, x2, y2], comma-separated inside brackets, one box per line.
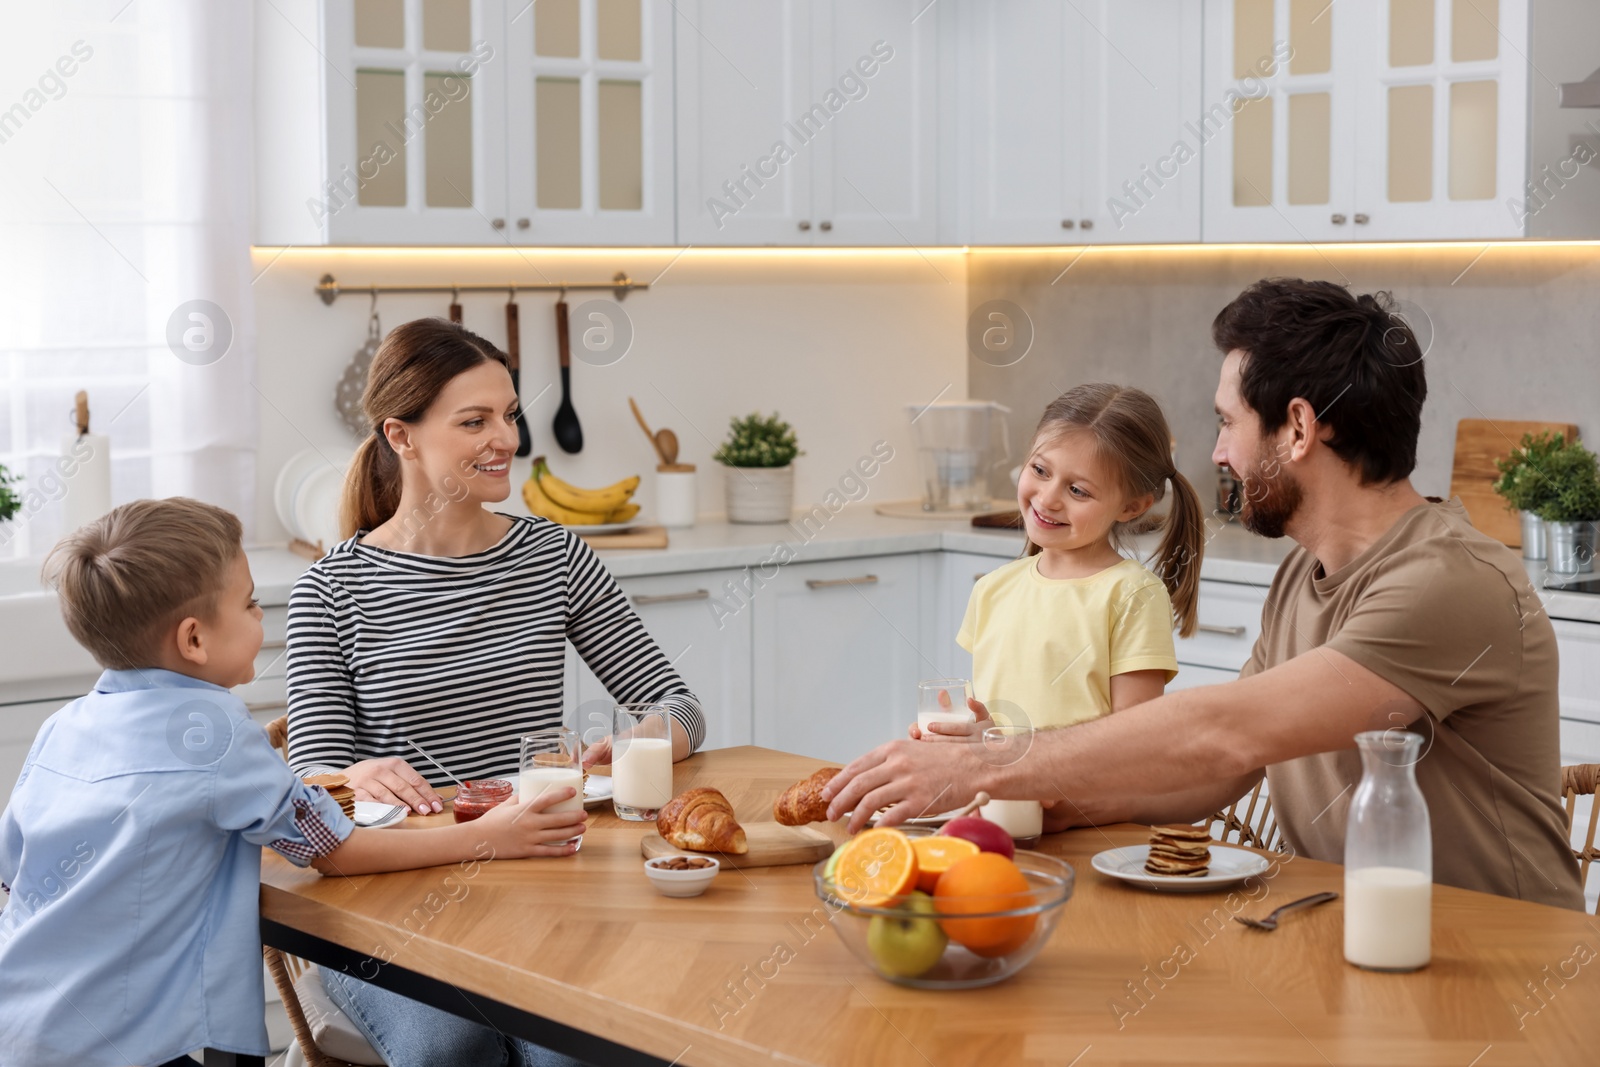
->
[250, 249, 968, 544]
[966, 245, 1600, 507]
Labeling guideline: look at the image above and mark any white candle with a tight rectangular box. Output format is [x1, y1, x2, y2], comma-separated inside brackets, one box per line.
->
[612, 736, 674, 809]
[519, 766, 583, 813]
[980, 799, 1043, 840]
[60, 432, 111, 534]
[1344, 866, 1431, 970]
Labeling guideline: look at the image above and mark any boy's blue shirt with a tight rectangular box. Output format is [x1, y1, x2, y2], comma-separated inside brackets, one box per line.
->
[0, 668, 353, 1066]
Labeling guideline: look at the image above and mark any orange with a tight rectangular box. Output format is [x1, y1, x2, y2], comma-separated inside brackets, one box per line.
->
[910, 835, 980, 893]
[829, 828, 919, 908]
[933, 852, 1038, 958]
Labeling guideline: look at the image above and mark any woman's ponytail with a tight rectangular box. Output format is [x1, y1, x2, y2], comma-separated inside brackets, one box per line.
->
[1153, 469, 1205, 638]
[335, 317, 509, 542]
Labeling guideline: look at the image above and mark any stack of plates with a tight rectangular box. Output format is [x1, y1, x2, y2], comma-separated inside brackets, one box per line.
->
[275, 448, 351, 549]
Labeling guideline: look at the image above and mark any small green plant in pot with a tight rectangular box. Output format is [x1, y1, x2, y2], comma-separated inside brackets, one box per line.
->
[0, 464, 21, 526]
[1531, 438, 1600, 576]
[1493, 432, 1565, 561]
[714, 412, 802, 523]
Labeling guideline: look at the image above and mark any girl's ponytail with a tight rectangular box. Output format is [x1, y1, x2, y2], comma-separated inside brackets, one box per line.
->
[335, 317, 509, 541]
[1153, 469, 1204, 638]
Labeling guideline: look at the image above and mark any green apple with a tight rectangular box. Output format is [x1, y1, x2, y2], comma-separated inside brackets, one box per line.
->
[866, 890, 948, 978]
[823, 844, 845, 884]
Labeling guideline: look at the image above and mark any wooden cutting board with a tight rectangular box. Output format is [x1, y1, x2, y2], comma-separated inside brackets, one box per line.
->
[579, 525, 668, 549]
[641, 822, 833, 869]
[1450, 419, 1578, 547]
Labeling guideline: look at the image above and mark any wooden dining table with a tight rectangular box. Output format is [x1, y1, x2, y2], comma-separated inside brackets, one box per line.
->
[257, 746, 1599, 1067]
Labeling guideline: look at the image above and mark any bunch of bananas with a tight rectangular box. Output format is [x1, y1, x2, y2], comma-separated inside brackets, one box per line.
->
[522, 456, 641, 525]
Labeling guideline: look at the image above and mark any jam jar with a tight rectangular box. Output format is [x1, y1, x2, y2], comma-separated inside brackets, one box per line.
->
[452, 779, 513, 822]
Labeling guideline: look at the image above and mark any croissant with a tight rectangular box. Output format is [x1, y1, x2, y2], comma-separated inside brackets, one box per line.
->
[657, 787, 748, 855]
[773, 767, 840, 826]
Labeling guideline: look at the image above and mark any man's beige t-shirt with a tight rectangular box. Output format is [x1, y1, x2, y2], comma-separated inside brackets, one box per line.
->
[1242, 499, 1582, 910]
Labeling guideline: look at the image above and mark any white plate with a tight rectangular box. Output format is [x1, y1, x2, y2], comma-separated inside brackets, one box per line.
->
[293, 461, 348, 550]
[274, 449, 325, 539]
[560, 520, 643, 536]
[353, 801, 407, 829]
[1091, 844, 1271, 892]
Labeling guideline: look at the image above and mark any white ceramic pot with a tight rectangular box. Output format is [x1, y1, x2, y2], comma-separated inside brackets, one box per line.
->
[723, 464, 794, 524]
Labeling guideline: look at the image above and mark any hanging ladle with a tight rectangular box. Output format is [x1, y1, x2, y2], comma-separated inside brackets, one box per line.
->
[551, 289, 583, 454]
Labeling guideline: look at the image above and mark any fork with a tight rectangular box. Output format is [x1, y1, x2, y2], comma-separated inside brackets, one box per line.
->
[1233, 891, 1339, 931]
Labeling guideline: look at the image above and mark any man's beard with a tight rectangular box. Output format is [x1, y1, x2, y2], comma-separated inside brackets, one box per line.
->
[1237, 448, 1302, 539]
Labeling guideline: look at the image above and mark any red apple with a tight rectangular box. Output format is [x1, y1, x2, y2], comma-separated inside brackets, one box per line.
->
[939, 815, 1015, 860]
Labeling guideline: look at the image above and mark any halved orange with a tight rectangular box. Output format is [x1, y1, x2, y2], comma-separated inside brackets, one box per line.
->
[910, 835, 980, 893]
[829, 828, 919, 908]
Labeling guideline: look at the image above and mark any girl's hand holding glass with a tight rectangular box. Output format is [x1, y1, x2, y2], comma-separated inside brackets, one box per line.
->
[474, 784, 587, 857]
[909, 696, 993, 741]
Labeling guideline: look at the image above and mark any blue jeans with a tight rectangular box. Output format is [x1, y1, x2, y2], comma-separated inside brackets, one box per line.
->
[321, 969, 588, 1067]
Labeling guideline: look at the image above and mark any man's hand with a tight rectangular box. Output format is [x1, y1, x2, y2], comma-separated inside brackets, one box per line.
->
[344, 757, 444, 815]
[823, 738, 987, 833]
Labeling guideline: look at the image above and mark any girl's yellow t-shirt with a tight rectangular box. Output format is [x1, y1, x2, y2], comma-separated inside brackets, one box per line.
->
[957, 556, 1179, 730]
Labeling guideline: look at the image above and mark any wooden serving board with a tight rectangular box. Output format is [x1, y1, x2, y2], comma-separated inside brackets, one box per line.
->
[641, 822, 833, 869]
[1449, 419, 1578, 547]
[580, 525, 668, 549]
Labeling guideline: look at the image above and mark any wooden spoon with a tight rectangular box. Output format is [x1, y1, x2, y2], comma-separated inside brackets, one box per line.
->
[628, 396, 671, 465]
[656, 428, 679, 465]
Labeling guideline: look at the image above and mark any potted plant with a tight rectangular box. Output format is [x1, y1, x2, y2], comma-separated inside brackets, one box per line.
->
[1532, 438, 1600, 576]
[0, 464, 21, 527]
[713, 412, 802, 523]
[1493, 432, 1565, 560]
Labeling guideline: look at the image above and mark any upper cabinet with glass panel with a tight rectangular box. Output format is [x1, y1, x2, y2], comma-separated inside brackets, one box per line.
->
[503, 0, 674, 243]
[1202, 0, 1539, 242]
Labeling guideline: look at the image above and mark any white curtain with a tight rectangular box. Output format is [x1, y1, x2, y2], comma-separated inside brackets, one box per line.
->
[0, 0, 257, 558]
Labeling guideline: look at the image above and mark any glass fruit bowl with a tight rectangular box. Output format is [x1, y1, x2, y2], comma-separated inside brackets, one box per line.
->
[812, 849, 1075, 989]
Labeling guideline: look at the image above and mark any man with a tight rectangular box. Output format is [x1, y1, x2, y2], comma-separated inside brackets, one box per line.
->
[826, 278, 1583, 910]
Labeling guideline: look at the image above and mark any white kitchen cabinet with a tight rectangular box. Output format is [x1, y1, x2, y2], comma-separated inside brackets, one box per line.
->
[257, 0, 672, 246]
[1176, 579, 1266, 672]
[571, 569, 754, 751]
[960, 0, 1202, 244]
[1555, 618, 1600, 764]
[0, 700, 62, 807]
[752, 554, 924, 764]
[674, 0, 939, 246]
[1201, 0, 1530, 242]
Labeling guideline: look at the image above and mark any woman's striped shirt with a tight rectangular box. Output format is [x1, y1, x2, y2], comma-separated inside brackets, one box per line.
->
[285, 515, 704, 784]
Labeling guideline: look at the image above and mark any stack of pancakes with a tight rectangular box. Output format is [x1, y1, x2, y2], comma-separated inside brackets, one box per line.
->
[304, 773, 356, 820]
[1144, 823, 1212, 877]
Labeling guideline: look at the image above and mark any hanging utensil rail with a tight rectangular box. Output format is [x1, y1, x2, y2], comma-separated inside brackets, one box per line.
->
[315, 271, 646, 305]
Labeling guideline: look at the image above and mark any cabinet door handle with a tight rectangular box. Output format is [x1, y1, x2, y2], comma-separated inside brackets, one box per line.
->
[805, 574, 878, 590]
[1331, 213, 1347, 225]
[1079, 218, 1093, 230]
[492, 218, 506, 229]
[1353, 213, 1369, 225]
[1196, 622, 1247, 637]
[974, 572, 987, 581]
[258, 640, 287, 652]
[632, 589, 710, 606]
[244, 701, 287, 713]
[516, 218, 531, 229]
[798, 220, 812, 231]
[1061, 219, 1076, 229]
[819, 220, 833, 231]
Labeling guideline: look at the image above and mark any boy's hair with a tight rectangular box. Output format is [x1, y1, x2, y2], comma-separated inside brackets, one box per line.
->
[1025, 384, 1205, 637]
[42, 497, 243, 670]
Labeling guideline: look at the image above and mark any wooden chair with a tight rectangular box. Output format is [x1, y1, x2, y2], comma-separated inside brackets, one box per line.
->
[262, 715, 386, 1067]
[1209, 778, 1286, 853]
[1560, 763, 1599, 915]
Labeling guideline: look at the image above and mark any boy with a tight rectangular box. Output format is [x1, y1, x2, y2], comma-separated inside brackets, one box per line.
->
[0, 498, 585, 1066]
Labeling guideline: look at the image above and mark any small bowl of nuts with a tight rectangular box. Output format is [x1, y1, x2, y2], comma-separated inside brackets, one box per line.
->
[644, 854, 720, 898]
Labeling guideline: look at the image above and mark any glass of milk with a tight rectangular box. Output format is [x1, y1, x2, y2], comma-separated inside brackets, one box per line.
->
[1343, 730, 1432, 972]
[610, 703, 676, 821]
[519, 727, 585, 850]
[978, 725, 1043, 847]
[916, 678, 975, 735]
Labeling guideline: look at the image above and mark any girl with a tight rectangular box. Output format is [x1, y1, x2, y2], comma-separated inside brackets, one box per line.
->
[286, 317, 703, 1067]
[918, 383, 1203, 739]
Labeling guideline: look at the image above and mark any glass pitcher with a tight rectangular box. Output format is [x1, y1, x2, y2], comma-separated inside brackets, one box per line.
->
[1343, 730, 1432, 971]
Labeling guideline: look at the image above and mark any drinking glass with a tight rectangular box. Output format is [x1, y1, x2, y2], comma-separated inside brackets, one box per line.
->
[609, 703, 675, 821]
[520, 727, 585, 850]
[916, 678, 975, 734]
[978, 724, 1043, 847]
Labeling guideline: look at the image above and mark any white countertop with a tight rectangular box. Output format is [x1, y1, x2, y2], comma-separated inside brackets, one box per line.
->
[239, 507, 1600, 623]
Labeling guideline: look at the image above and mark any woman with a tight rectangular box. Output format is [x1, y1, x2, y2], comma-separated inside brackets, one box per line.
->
[285, 317, 704, 1066]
